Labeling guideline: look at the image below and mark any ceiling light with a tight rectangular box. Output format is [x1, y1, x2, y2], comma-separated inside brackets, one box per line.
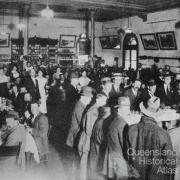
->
[17, 22, 26, 30]
[41, 5, 54, 19]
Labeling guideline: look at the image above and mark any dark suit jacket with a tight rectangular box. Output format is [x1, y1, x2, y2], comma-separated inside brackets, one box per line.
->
[23, 76, 40, 102]
[32, 113, 49, 155]
[156, 84, 175, 106]
[124, 88, 141, 111]
[107, 84, 124, 106]
[11, 93, 25, 115]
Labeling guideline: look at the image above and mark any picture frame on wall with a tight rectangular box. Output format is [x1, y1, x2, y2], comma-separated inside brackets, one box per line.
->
[59, 35, 76, 48]
[109, 35, 121, 49]
[156, 31, 177, 50]
[0, 33, 10, 47]
[99, 36, 111, 49]
[140, 33, 159, 50]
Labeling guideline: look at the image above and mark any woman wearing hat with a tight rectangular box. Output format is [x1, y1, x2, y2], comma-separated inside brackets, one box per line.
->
[126, 97, 175, 180]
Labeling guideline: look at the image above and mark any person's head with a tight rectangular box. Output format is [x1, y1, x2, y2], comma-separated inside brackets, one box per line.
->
[147, 79, 157, 94]
[176, 73, 180, 81]
[101, 77, 112, 92]
[38, 69, 43, 78]
[12, 66, 17, 71]
[81, 70, 87, 77]
[15, 77, 21, 84]
[112, 74, 123, 86]
[132, 79, 141, 90]
[80, 86, 93, 105]
[3, 66, 7, 73]
[115, 97, 131, 116]
[96, 94, 107, 107]
[165, 65, 170, 71]
[164, 74, 171, 85]
[140, 96, 161, 119]
[12, 84, 18, 94]
[6, 114, 18, 129]
[27, 62, 31, 67]
[0, 68, 4, 75]
[70, 72, 79, 87]
[31, 102, 40, 116]
[56, 67, 61, 73]
[24, 93, 32, 102]
[30, 68, 36, 78]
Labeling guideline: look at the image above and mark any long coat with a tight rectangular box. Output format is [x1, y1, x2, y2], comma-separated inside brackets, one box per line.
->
[102, 113, 129, 179]
[66, 100, 86, 148]
[169, 127, 180, 180]
[127, 116, 176, 180]
[32, 113, 49, 156]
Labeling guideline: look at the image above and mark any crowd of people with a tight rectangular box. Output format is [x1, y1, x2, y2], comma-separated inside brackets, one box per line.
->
[0, 57, 180, 180]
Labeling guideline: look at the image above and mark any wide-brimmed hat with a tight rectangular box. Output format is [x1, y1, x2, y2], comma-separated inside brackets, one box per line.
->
[139, 96, 162, 118]
[147, 79, 156, 86]
[164, 72, 173, 78]
[80, 86, 93, 98]
[114, 96, 130, 108]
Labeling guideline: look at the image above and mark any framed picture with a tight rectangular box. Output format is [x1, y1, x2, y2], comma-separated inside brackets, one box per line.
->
[109, 35, 121, 49]
[99, 36, 111, 49]
[59, 35, 76, 48]
[140, 33, 159, 50]
[0, 33, 10, 47]
[156, 31, 177, 50]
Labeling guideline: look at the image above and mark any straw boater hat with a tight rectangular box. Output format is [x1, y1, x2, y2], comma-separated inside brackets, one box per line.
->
[139, 96, 163, 118]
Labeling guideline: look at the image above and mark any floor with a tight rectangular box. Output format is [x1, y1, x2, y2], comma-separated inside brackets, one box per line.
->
[1, 125, 71, 180]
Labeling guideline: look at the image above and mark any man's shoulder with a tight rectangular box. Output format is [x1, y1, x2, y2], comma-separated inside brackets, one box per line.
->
[109, 114, 127, 130]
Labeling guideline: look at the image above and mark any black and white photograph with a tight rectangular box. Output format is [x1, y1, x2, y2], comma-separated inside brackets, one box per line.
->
[140, 33, 159, 50]
[109, 35, 121, 49]
[99, 36, 112, 49]
[156, 31, 177, 50]
[0, 1, 180, 180]
[59, 35, 76, 48]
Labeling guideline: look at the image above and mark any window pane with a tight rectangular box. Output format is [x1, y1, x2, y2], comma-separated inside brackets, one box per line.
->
[131, 61, 137, 70]
[131, 50, 137, 60]
[125, 60, 130, 70]
[125, 50, 130, 60]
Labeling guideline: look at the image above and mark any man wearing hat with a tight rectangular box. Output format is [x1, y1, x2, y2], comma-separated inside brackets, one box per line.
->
[111, 73, 124, 95]
[139, 79, 157, 108]
[66, 86, 93, 180]
[124, 79, 142, 111]
[103, 97, 138, 180]
[126, 96, 175, 180]
[156, 72, 175, 107]
[155, 68, 164, 87]
[65, 71, 80, 126]
[78, 93, 107, 180]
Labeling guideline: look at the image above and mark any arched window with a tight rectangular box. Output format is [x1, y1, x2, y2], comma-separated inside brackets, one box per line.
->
[123, 33, 139, 70]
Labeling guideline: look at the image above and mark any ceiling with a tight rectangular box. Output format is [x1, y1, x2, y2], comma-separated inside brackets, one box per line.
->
[0, 0, 179, 22]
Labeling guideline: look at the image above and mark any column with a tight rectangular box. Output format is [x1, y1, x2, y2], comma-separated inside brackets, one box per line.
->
[90, 10, 95, 59]
[23, 4, 30, 55]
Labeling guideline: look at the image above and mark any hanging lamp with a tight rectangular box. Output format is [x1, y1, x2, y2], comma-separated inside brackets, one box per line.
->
[41, 0, 54, 19]
[125, 0, 132, 34]
[17, 4, 26, 30]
